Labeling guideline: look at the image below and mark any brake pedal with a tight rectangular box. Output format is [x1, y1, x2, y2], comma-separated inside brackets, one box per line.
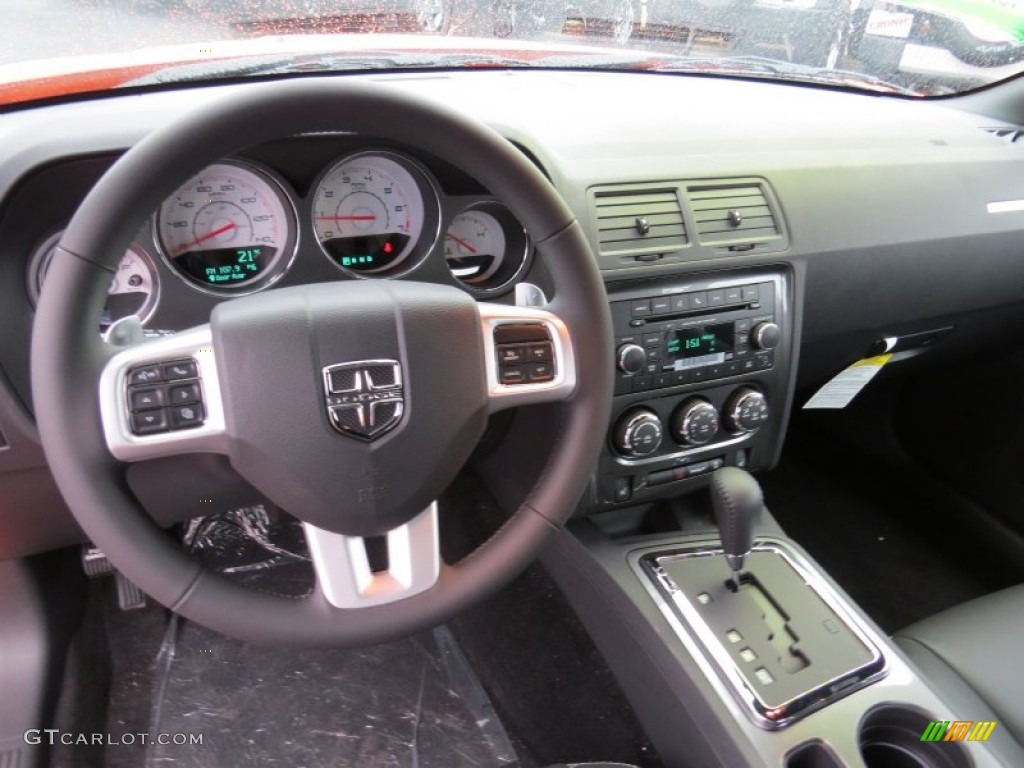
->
[81, 544, 147, 611]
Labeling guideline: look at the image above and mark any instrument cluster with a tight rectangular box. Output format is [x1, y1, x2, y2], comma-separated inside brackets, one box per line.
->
[26, 148, 533, 329]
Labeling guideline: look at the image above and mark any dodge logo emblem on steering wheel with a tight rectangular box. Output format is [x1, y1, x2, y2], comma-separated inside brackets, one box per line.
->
[322, 360, 404, 440]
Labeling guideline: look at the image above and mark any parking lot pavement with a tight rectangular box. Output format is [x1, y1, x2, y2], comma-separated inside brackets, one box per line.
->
[0, 0, 228, 67]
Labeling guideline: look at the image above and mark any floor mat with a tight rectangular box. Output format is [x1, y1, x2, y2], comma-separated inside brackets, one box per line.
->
[144, 619, 517, 767]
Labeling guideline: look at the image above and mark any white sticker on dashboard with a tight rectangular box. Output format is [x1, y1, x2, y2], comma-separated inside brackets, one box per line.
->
[803, 355, 892, 409]
[865, 10, 914, 39]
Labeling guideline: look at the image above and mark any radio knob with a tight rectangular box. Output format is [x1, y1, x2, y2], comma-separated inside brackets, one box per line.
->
[613, 408, 664, 458]
[725, 387, 769, 433]
[672, 399, 720, 446]
[616, 343, 647, 375]
[751, 322, 781, 350]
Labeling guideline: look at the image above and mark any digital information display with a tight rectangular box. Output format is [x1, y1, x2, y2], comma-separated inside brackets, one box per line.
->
[664, 323, 735, 370]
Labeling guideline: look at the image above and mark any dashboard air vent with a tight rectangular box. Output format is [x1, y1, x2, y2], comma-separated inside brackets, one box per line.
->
[592, 187, 687, 256]
[687, 183, 780, 245]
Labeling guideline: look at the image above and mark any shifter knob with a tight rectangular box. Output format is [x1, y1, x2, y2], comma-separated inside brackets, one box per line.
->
[710, 467, 764, 578]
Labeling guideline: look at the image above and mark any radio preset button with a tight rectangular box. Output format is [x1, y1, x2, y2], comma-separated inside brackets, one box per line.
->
[671, 294, 690, 312]
[690, 291, 708, 309]
[631, 300, 652, 317]
[708, 289, 725, 306]
[725, 287, 743, 303]
[651, 297, 672, 314]
[743, 285, 761, 302]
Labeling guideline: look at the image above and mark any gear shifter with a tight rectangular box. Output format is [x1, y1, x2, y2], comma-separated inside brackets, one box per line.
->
[710, 467, 763, 585]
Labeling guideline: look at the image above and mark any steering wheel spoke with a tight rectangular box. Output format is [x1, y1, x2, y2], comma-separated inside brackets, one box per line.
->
[479, 302, 578, 414]
[98, 324, 228, 461]
[304, 503, 441, 609]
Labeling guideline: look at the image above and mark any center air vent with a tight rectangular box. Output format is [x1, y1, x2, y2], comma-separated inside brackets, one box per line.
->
[592, 186, 687, 256]
[687, 183, 780, 245]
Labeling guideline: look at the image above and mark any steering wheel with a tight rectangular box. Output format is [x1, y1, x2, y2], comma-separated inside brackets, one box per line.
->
[30, 80, 613, 647]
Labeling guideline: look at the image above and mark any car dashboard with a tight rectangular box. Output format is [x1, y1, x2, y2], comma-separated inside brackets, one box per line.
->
[3, 66, 1024, 767]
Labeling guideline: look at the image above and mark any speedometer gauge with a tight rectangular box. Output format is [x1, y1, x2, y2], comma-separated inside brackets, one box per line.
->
[156, 161, 297, 293]
[312, 152, 438, 277]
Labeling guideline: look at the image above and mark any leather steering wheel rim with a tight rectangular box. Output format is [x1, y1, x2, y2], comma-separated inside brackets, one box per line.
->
[30, 80, 613, 647]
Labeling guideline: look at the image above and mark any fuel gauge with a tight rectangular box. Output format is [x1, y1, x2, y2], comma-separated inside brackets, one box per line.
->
[443, 202, 530, 294]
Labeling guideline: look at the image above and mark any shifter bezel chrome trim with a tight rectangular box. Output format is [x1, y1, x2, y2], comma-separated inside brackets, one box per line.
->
[633, 538, 887, 730]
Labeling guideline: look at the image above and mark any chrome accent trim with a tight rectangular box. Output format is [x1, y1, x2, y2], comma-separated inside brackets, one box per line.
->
[725, 389, 766, 435]
[98, 325, 228, 461]
[304, 503, 440, 609]
[514, 282, 548, 307]
[632, 539, 887, 730]
[478, 303, 577, 412]
[615, 431, 752, 468]
[320, 359, 404, 440]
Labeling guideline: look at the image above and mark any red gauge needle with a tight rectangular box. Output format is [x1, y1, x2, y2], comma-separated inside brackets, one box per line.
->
[446, 232, 478, 254]
[176, 222, 236, 253]
[315, 215, 377, 221]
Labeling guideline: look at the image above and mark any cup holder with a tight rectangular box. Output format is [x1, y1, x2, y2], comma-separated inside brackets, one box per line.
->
[860, 705, 971, 768]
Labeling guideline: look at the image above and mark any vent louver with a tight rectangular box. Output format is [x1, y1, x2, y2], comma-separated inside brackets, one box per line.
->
[687, 183, 780, 245]
[593, 187, 687, 256]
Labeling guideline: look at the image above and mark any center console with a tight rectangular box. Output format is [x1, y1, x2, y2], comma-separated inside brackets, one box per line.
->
[539, 266, 1009, 767]
[596, 269, 794, 509]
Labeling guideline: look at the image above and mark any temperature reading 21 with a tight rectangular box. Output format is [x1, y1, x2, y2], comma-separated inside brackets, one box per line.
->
[237, 248, 261, 267]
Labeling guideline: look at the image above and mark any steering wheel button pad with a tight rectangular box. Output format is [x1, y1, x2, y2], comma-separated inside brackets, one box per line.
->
[494, 324, 557, 387]
[126, 359, 206, 436]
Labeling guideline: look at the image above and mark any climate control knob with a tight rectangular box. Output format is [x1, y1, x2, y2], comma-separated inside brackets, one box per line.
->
[672, 399, 720, 446]
[725, 387, 770, 433]
[616, 343, 647, 375]
[751, 321, 781, 350]
[613, 408, 664, 458]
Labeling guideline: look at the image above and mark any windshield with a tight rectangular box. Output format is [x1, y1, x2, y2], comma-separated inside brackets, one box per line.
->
[1, 0, 1022, 102]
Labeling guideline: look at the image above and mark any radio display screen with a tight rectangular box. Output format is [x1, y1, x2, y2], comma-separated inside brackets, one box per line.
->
[664, 323, 734, 369]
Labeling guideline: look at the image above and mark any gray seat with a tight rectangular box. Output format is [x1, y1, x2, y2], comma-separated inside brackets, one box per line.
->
[894, 584, 1024, 762]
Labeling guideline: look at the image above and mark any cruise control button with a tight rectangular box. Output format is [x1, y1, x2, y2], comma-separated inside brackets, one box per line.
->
[500, 366, 526, 385]
[163, 360, 197, 381]
[168, 382, 201, 405]
[527, 363, 554, 382]
[131, 409, 168, 435]
[128, 365, 163, 386]
[526, 342, 553, 362]
[169, 403, 204, 430]
[130, 387, 164, 411]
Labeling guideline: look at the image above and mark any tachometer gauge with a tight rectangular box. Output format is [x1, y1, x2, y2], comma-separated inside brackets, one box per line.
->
[312, 152, 439, 277]
[156, 161, 297, 293]
[28, 231, 159, 327]
[443, 202, 531, 294]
